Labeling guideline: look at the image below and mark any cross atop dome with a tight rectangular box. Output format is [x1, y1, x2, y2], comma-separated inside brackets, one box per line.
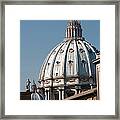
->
[65, 20, 82, 39]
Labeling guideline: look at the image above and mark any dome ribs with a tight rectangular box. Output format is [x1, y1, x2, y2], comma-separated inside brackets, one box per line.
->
[50, 41, 67, 79]
[79, 40, 92, 76]
[63, 40, 72, 98]
[74, 39, 81, 77]
[39, 41, 64, 81]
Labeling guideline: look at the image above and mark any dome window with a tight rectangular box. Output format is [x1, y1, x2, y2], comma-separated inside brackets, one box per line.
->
[96, 49, 100, 53]
[79, 48, 85, 53]
[69, 48, 74, 53]
[81, 60, 86, 63]
[56, 73, 58, 76]
[55, 79, 59, 83]
[53, 50, 56, 54]
[48, 63, 50, 65]
[59, 49, 64, 53]
[55, 79, 61, 83]
[45, 80, 50, 84]
[92, 46, 97, 51]
[88, 48, 92, 52]
[56, 61, 60, 64]
[68, 60, 73, 64]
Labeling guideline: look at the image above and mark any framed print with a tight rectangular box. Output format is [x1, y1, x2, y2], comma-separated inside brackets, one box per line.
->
[0, 0, 119, 119]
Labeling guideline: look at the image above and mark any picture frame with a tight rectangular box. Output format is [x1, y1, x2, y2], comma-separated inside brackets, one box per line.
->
[0, 0, 119, 119]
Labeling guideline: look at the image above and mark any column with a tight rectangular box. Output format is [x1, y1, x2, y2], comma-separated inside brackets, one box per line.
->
[97, 67, 100, 100]
[90, 84, 93, 89]
[67, 28, 69, 38]
[72, 28, 74, 37]
[69, 28, 71, 38]
[77, 27, 79, 37]
[74, 28, 75, 37]
[48, 90, 50, 100]
[71, 28, 72, 37]
[45, 90, 47, 100]
[66, 28, 67, 38]
[58, 89, 62, 100]
[62, 90, 64, 100]
[46, 90, 48, 100]
[59, 90, 61, 100]
[75, 28, 77, 37]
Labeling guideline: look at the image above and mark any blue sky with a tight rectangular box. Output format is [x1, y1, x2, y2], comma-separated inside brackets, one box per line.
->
[20, 20, 100, 91]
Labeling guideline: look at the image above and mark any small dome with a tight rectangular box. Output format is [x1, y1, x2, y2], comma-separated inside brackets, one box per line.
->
[31, 92, 41, 100]
[39, 20, 99, 99]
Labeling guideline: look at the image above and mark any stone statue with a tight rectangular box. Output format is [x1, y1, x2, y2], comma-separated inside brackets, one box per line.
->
[31, 80, 44, 100]
[31, 80, 37, 93]
[26, 79, 31, 91]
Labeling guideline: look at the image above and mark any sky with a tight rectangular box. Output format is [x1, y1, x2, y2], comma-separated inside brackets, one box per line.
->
[20, 20, 100, 91]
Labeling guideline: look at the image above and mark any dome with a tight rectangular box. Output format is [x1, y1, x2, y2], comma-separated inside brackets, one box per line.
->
[39, 20, 99, 100]
[31, 92, 41, 100]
